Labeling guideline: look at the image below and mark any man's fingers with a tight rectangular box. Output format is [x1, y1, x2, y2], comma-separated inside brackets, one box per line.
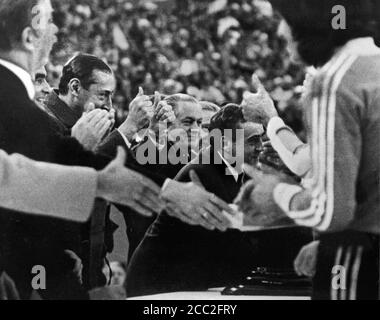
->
[156, 103, 171, 119]
[89, 110, 109, 126]
[85, 109, 103, 122]
[135, 195, 160, 215]
[86, 102, 96, 112]
[251, 74, 265, 93]
[198, 219, 216, 231]
[242, 91, 256, 102]
[140, 176, 162, 197]
[165, 203, 198, 226]
[141, 189, 165, 213]
[202, 204, 229, 230]
[98, 120, 113, 138]
[133, 201, 154, 217]
[189, 170, 204, 189]
[209, 194, 234, 216]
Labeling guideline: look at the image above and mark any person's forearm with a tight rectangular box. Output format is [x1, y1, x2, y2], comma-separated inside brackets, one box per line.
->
[267, 117, 311, 177]
[0, 151, 97, 222]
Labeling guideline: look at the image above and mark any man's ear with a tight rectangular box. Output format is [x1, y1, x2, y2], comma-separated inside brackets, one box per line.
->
[20, 27, 36, 52]
[68, 78, 81, 97]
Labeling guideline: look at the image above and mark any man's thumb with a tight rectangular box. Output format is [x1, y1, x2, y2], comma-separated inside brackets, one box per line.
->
[251, 74, 266, 95]
[114, 146, 127, 166]
[189, 170, 204, 189]
[137, 87, 144, 97]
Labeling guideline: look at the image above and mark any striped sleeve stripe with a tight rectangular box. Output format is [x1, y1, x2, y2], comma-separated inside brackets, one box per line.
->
[285, 54, 357, 230]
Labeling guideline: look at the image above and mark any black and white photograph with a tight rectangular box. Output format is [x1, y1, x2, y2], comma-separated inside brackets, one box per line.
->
[0, 0, 379, 309]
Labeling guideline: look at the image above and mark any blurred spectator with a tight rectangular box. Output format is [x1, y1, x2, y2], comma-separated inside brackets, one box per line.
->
[50, 0, 306, 136]
[103, 261, 127, 287]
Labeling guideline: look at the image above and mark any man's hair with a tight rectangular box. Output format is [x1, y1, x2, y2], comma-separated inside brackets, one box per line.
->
[209, 104, 246, 133]
[164, 94, 200, 116]
[270, 0, 380, 66]
[199, 101, 221, 113]
[58, 53, 113, 95]
[0, 0, 39, 51]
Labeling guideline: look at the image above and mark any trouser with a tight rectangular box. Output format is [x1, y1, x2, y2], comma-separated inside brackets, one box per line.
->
[313, 230, 379, 300]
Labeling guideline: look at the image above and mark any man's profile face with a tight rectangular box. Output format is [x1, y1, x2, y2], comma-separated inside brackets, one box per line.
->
[78, 70, 116, 113]
[168, 101, 203, 150]
[31, 0, 58, 72]
[226, 122, 264, 167]
[33, 67, 51, 108]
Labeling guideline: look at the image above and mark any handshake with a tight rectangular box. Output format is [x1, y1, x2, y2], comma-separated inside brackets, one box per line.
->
[96, 147, 235, 232]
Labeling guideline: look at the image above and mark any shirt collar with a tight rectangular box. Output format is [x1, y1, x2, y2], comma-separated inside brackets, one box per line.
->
[340, 37, 380, 56]
[45, 90, 81, 129]
[0, 58, 35, 100]
[324, 37, 380, 71]
[217, 151, 240, 182]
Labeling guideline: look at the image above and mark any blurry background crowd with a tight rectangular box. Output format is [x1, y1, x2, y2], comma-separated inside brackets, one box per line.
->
[48, 0, 306, 136]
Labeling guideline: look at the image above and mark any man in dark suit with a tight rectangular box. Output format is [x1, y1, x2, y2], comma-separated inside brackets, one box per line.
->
[126, 93, 211, 259]
[0, 0, 234, 299]
[127, 104, 312, 297]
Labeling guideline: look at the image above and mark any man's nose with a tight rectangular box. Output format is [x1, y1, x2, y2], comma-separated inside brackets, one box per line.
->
[191, 121, 201, 130]
[105, 97, 113, 110]
[256, 141, 264, 153]
[42, 82, 52, 94]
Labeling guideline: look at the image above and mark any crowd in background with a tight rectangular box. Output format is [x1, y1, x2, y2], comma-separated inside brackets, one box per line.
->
[49, 0, 306, 137]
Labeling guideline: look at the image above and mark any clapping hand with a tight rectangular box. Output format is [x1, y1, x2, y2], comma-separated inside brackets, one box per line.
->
[72, 108, 114, 151]
[118, 87, 155, 140]
[241, 74, 278, 127]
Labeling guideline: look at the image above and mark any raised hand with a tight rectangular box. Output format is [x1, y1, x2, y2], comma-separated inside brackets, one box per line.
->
[234, 164, 294, 227]
[97, 147, 165, 217]
[118, 87, 154, 141]
[72, 108, 113, 151]
[162, 171, 235, 232]
[241, 74, 278, 127]
[150, 92, 176, 132]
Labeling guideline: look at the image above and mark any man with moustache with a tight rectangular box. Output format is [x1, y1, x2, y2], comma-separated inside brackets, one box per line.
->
[127, 104, 311, 297]
[0, 0, 234, 298]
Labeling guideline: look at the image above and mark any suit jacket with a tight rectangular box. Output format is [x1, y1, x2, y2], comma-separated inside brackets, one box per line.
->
[0, 64, 164, 298]
[127, 152, 312, 297]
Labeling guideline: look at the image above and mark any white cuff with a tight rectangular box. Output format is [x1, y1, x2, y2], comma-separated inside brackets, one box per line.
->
[117, 129, 132, 149]
[273, 183, 303, 214]
[267, 117, 286, 141]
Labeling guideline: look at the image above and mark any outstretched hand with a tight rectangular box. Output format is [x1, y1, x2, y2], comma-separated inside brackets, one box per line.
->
[162, 171, 235, 232]
[97, 147, 165, 217]
[234, 164, 295, 227]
